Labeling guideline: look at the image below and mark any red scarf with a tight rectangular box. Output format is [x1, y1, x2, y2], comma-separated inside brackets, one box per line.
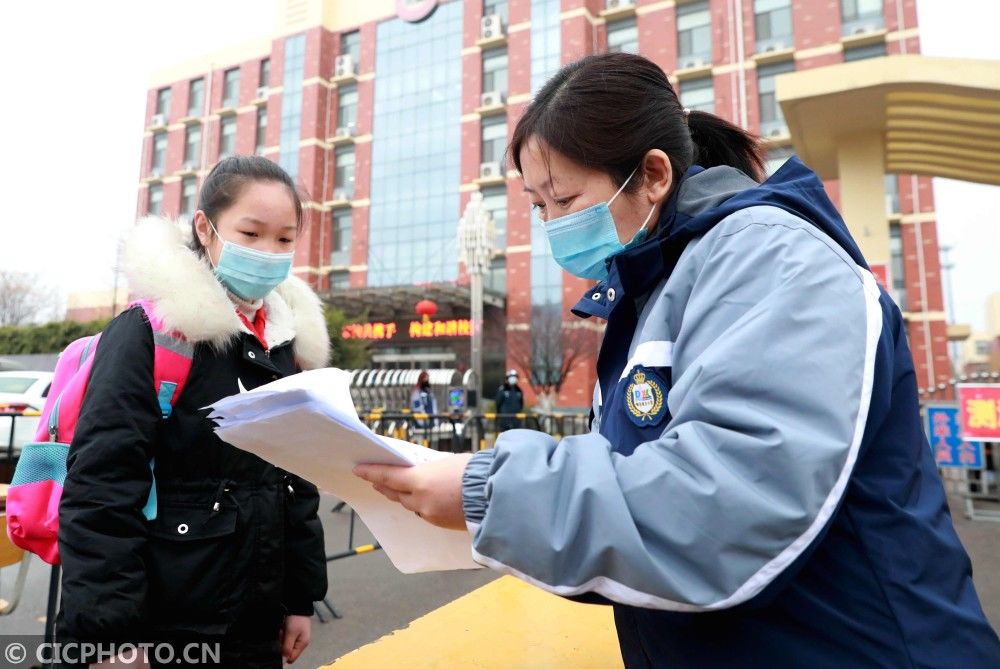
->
[236, 306, 268, 350]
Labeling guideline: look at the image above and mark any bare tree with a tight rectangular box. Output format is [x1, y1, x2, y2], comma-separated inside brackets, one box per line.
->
[0, 270, 58, 326]
[508, 305, 598, 411]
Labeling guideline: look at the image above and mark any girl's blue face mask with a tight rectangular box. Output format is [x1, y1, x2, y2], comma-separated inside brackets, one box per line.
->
[206, 219, 294, 300]
[542, 166, 656, 281]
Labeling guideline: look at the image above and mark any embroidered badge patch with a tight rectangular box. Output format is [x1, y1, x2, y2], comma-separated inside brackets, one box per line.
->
[624, 366, 669, 427]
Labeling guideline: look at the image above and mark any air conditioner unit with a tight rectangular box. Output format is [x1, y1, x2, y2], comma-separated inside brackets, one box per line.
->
[335, 124, 358, 138]
[334, 54, 357, 78]
[480, 91, 506, 107]
[255, 146, 267, 156]
[681, 56, 706, 69]
[255, 86, 269, 99]
[853, 24, 877, 35]
[479, 161, 502, 179]
[768, 127, 784, 137]
[764, 40, 787, 52]
[149, 167, 163, 178]
[182, 160, 197, 171]
[151, 113, 166, 127]
[606, 0, 635, 9]
[481, 14, 505, 40]
[333, 188, 351, 201]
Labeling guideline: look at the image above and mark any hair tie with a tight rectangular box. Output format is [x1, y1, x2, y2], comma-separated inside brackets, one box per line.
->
[682, 108, 691, 125]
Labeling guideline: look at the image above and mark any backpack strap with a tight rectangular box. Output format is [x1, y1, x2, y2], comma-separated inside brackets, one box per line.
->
[130, 300, 195, 521]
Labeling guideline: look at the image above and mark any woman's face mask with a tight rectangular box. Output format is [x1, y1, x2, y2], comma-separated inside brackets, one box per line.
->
[541, 166, 657, 281]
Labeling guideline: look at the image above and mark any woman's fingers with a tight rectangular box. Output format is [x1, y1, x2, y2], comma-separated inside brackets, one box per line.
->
[354, 463, 415, 493]
[372, 483, 402, 502]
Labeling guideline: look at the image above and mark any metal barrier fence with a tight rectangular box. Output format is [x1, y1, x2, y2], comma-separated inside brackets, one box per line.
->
[358, 411, 592, 452]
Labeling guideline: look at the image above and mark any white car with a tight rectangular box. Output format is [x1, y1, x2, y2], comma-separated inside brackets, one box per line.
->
[0, 370, 54, 456]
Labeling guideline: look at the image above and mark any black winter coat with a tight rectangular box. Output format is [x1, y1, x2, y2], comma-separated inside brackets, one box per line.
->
[57, 218, 329, 649]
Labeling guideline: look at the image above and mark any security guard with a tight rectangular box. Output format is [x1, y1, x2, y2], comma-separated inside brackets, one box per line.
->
[494, 369, 524, 432]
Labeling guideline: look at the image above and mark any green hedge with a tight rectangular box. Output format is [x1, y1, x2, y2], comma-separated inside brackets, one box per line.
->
[0, 319, 111, 354]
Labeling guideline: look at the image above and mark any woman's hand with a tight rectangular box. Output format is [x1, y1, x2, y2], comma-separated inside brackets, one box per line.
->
[354, 453, 473, 530]
[280, 614, 312, 663]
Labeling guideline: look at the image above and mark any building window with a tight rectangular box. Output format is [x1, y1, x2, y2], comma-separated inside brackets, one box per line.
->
[331, 209, 352, 266]
[188, 78, 204, 117]
[334, 146, 355, 199]
[223, 67, 240, 108]
[841, 0, 884, 35]
[530, 0, 561, 92]
[976, 341, 991, 356]
[754, 0, 793, 51]
[256, 107, 267, 154]
[764, 146, 793, 177]
[607, 18, 638, 54]
[156, 87, 171, 118]
[843, 41, 887, 62]
[368, 1, 463, 286]
[181, 177, 198, 217]
[677, 0, 711, 69]
[184, 124, 201, 166]
[758, 60, 795, 137]
[486, 256, 507, 295]
[885, 173, 899, 214]
[680, 76, 714, 114]
[341, 31, 361, 65]
[151, 132, 167, 174]
[260, 58, 270, 87]
[148, 184, 163, 215]
[889, 224, 907, 311]
[337, 84, 359, 131]
[481, 115, 506, 165]
[279, 34, 306, 179]
[480, 185, 508, 250]
[482, 49, 508, 95]
[483, 0, 508, 26]
[219, 116, 236, 158]
[329, 270, 350, 290]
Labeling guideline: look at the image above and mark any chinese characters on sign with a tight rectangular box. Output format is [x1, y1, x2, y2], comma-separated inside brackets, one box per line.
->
[957, 384, 1000, 442]
[925, 404, 983, 469]
[341, 319, 472, 341]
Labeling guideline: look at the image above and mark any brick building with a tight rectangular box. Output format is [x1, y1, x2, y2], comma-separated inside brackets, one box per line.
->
[137, 0, 948, 407]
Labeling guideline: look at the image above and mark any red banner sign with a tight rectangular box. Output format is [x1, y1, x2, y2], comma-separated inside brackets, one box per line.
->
[341, 318, 471, 341]
[957, 384, 1000, 441]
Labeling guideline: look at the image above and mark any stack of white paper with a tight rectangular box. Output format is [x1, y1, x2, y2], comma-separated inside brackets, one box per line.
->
[207, 368, 480, 573]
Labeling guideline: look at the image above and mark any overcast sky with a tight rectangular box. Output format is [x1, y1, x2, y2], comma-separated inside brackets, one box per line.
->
[0, 0, 997, 329]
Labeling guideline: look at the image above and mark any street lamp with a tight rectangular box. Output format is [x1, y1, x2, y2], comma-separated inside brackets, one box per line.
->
[457, 191, 496, 412]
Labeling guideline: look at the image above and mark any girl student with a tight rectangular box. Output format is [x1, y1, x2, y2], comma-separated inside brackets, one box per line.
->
[355, 53, 1000, 668]
[59, 155, 330, 668]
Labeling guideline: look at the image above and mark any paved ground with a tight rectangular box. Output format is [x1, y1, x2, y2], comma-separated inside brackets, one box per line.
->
[2, 493, 997, 668]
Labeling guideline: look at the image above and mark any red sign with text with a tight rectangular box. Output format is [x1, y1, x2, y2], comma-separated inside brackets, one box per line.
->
[341, 318, 471, 341]
[869, 263, 889, 291]
[957, 384, 1000, 441]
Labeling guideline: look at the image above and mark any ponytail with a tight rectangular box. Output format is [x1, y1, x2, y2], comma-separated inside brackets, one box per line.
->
[687, 110, 764, 182]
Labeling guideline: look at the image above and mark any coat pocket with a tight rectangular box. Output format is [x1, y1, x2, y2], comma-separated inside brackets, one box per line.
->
[147, 501, 247, 634]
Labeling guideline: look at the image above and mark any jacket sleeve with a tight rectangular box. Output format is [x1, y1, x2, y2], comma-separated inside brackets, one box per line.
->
[59, 307, 159, 640]
[462, 208, 882, 611]
[282, 474, 328, 615]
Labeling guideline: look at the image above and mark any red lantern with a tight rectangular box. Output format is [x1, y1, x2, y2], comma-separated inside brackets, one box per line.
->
[415, 299, 438, 319]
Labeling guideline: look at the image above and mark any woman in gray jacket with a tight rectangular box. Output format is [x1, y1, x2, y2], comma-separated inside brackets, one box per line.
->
[355, 53, 999, 668]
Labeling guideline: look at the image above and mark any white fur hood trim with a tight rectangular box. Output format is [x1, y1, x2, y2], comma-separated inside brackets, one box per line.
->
[123, 217, 330, 370]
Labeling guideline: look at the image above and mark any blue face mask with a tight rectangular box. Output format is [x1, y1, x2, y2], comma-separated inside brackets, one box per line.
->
[206, 219, 294, 300]
[542, 166, 657, 281]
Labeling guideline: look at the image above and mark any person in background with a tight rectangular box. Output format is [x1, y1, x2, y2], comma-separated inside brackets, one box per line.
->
[410, 370, 438, 429]
[494, 369, 524, 432]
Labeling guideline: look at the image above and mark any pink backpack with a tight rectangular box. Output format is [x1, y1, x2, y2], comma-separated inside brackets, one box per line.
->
[5, 301, 193, 565]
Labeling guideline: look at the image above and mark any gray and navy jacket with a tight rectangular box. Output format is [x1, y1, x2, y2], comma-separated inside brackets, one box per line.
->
[462, 158, 1000, 668]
